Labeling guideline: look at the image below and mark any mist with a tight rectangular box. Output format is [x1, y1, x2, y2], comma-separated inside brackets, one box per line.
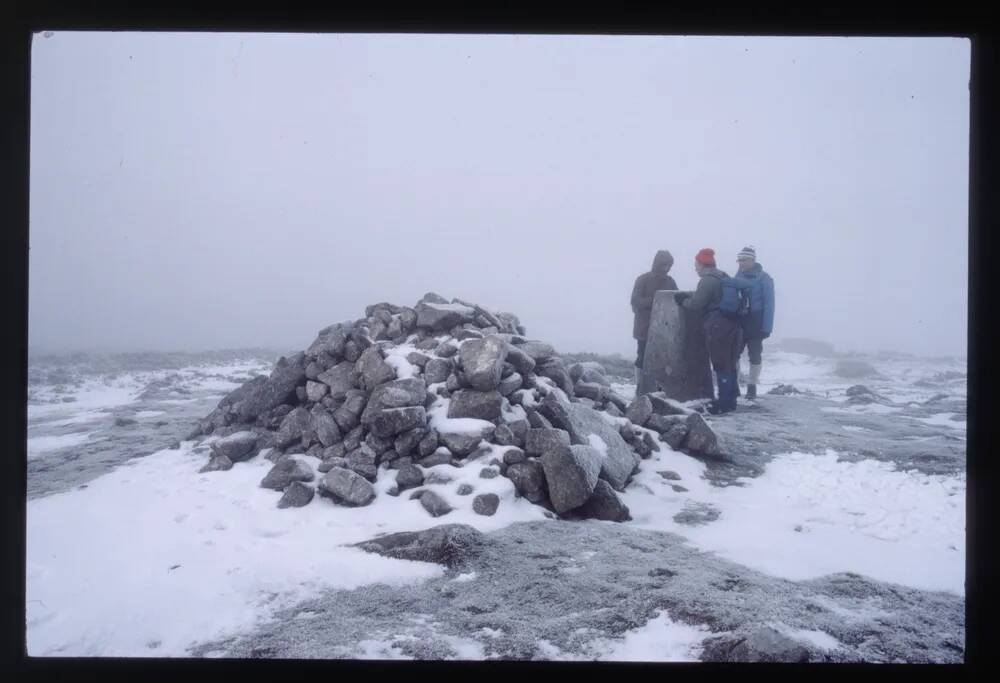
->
[28, 32, 969, 359]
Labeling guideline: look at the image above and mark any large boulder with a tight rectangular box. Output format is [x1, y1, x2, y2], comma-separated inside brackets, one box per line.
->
[318, 467, 376, 506]
[447, 390, 502, 421]
[356, 346, 396, 392]
[574, 382, 607, 402]
[498, 372, 523, 397]
[199, 454, 233, 473]
[701, 627, 811, 663]
[395, 464, 425, 491]
[415, 301, 477, 331]
[305, 380, 329, 403]
[333, 390, 368, 432]
[574, 479, 631, 522]
[459, 335, 508, 391]
[235, 353, 308, 422]
[345, 447, 378, 481]
[260, 457, 315, 490]
[536, 358, 575, 397]
[306, 323, 350, 358]
[647, 392, 691, 416]
[537, 392, 636, 491]
[568, 362, 612, 387]
[370, 406, 427, 439]
[541, 444, 602, 514]
[393, 427, 427, 458]
[210, 431, 258, 462]
[316, 361, 358, 401]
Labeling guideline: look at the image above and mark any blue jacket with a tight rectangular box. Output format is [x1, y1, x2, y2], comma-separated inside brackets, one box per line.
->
[734, 262, 775, 336]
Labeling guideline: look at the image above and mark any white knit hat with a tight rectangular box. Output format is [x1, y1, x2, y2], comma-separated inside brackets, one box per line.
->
[737, 245, 756, 261]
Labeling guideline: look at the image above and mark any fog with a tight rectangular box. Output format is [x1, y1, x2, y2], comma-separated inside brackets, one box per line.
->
[28, 32, 969, 358]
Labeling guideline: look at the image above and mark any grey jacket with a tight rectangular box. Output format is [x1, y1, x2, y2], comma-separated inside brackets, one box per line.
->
[681, 267, 727, 314]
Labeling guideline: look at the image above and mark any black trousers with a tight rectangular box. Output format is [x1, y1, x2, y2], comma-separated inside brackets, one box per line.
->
[704, 312, 743, 373]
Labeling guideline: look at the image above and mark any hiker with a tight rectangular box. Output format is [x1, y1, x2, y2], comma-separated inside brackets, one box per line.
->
[630, 250, 678, 383]
[733, 245, 775, 400]
[674, 248, 743, 415]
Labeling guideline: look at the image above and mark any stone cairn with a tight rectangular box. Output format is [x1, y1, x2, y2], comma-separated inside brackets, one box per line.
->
[187, 293, 721, 521]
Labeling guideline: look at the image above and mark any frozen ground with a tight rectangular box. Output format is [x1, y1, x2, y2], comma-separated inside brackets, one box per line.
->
[24, 346, 966, 661]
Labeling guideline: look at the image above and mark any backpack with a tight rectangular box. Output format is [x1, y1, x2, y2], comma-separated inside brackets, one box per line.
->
[718, 275, 751, 319]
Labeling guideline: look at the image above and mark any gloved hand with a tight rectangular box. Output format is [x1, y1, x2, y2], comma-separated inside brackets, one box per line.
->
[674, 292, 690, 304]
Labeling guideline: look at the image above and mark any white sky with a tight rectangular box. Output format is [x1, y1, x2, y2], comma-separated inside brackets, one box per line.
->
[28, 32, 969, 357]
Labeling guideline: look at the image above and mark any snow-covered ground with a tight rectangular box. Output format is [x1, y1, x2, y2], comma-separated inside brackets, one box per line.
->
[24, 347, 966, 659]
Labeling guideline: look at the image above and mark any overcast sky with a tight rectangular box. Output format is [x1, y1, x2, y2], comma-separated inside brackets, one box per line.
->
[29, 32, 969, 358]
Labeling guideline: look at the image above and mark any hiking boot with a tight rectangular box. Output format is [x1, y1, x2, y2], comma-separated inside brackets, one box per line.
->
[746, 384, 757, 400]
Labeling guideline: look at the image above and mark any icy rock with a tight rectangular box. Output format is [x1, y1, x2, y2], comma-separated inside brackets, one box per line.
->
[210, 431, 258, 462]
[419, 451, 453, 468]
[574, 381, 607, 402]
[502, 447, 527, 465]
[493, 423, 516, 446]
[445, 374, 463, 393]
[424, 358, 453, 385]
[574, 479, 631, 522]
[394, 427, 427, 458]
[606, 391, 629, 412]
[361, 378, 427, 425]
[418, 430, 439, 457]
[311, 409, 342, 447]
[364, 431, 394, 457]
[296, 386, 308, 403]
[682, 413, 723, 458]
[834, 359, 878, 379]
[701, 627, 810, 663]
[317, 362, 358, 401]
[626, 397, 654, 428]
[277, 481, 315, 509]
[473, 493, 500, 516]
[235, 353, 307, 422]
[605, 404, 624, 418]
[459, 335, 508, 391]
[319, 467, 376, 507]
[498, 372, 523, 397]
[305, 380, 328, 402]
[419, 490, 454, 518]
[447, 390, 503, 421]
[505, 460, 547, 503]
[568, 362, 612, 387]
[199, 454, 233, 473]
[536, 358, 575, 397]
[506, 419, 529, 448]
[317, 457, 347, 473]
[541, 444, 602, 514]
[276, 407, 313, 449]
[352, 523, 489, 568]
[660, 423, 689, 451]
[333, 390, 367, 432]
[504, 343, 537, 376]
[768, 384, 802, 395]
[260, 457, 315, 490]
[345, 447, 378, 482]
[537, 393, 635, 491]
[395, 464, 425, 491]
[370, 406, 427, 439]
[517, 341, 557, 363]
[415, 301, 477, 331]
[526, 409, 554, 430]
[439, 432, 483, 457]
[356, 346, 397, 392]
[479, 467, 500, 480]
[406, 351, 431, 369]
[646, 413, 687, 433]
[648, 392, 692, 416]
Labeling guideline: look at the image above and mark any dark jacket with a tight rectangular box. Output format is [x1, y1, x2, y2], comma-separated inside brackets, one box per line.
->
[734, 262, 775, 337]
[681, 267, 727, 314]
[631, 251, 677, 340]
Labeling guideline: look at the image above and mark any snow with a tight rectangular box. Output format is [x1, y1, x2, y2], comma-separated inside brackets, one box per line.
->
[590, 611, 711, 661]
[623, 447, 965, 596]
[905, 413, 966, 430]
[26, 432, 93, 459]
[587, 434, 609, 459]
[26, 443, 549, 656]
[451, 571, 478, 583]
[423, 302, 475, 315]
[383, 343, 420, 380]
[135, 410, 166, 418]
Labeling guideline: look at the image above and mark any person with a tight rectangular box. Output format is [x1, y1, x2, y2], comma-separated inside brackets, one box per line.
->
[630, 250, 678, 383]
[733, 246, 775, 400]
[674, 248, 742, 414]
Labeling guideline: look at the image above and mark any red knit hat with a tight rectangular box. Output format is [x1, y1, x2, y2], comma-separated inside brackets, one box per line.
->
[695, 248, 716, 267]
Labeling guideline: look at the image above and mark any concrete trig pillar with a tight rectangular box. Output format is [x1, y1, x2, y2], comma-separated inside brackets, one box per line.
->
[637, 290, 715, 400]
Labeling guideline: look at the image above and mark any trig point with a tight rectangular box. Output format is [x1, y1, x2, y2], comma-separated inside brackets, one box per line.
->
[637, 290, 715, 400]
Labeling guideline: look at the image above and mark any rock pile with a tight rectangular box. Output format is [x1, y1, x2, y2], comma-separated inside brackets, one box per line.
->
[187, 293, 722, 521]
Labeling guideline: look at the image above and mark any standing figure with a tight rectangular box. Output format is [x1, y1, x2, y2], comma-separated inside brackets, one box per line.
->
[630, 250, 677, 385]
[733, 246, 776, 400]
[674, 248, 743, 414]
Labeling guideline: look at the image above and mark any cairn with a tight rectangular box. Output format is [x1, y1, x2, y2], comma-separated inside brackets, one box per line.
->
[188, 293, 721, 520]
